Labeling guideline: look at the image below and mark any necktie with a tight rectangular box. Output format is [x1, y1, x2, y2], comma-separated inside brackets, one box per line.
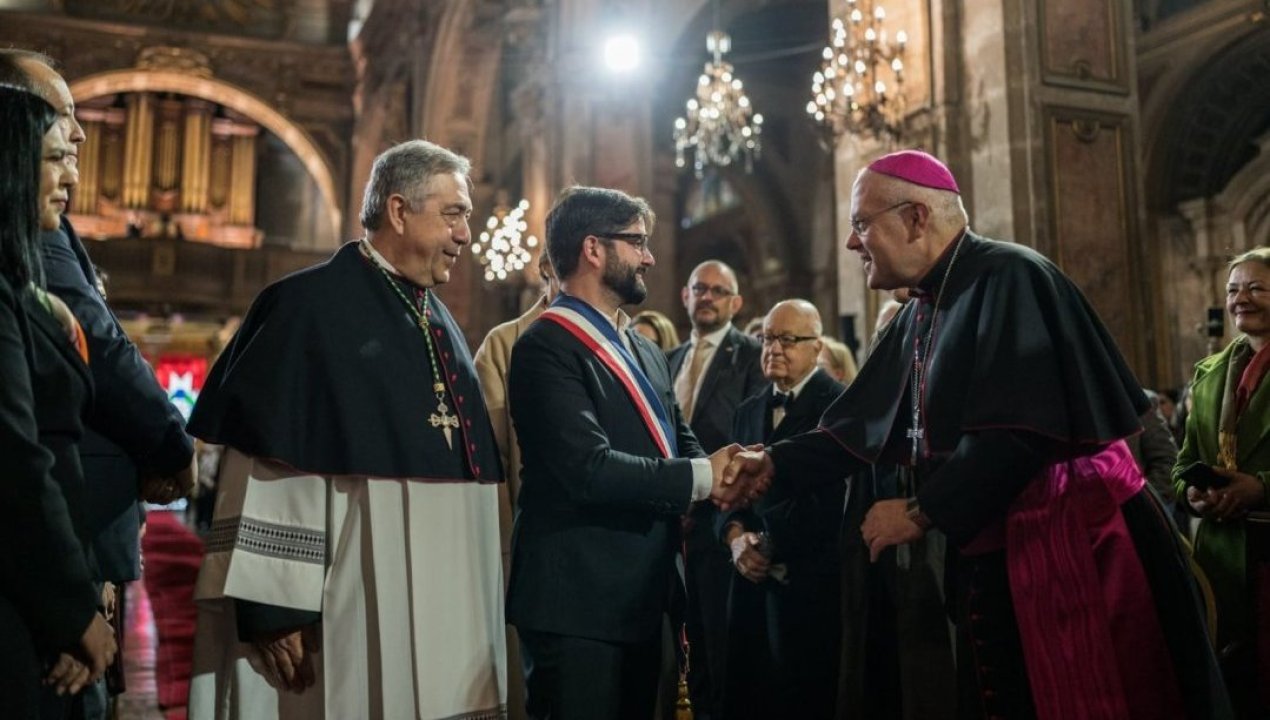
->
[677, 339, 711, 422]
[770, 391, 791, 430]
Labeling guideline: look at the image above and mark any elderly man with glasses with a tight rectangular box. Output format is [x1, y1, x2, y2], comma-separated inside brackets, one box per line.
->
[724, 149, 1231, 719]
[718, 299, 846, 720]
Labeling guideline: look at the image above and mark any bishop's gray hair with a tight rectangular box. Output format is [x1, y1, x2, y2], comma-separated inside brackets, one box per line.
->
[359, 140, 471, 231]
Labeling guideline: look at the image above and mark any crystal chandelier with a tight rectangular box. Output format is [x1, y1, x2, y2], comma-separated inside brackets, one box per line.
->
[673, 27, 764, 177]
[806, 0, 908, 142]
[471, 199, 538, 282]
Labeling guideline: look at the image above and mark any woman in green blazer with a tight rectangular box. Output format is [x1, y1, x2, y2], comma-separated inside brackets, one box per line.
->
[1174, 246, 1270, 716]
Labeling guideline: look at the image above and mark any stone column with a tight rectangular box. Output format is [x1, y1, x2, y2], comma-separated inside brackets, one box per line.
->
[122, 93, 155, 209]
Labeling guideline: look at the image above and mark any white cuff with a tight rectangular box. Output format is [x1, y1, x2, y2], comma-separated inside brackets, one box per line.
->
[689, 458, 713, 502]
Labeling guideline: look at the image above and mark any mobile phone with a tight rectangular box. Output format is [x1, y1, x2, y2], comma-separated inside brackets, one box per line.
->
[1179, 462, 1230, 490]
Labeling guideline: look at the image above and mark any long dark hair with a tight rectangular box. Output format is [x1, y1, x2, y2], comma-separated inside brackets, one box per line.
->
[0, 74, 56, 288]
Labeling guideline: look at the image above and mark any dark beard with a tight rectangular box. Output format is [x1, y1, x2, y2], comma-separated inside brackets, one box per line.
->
[602, 251, 647, 305]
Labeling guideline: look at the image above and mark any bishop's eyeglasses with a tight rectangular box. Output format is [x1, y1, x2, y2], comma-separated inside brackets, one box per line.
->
[850, 200, 914, 236]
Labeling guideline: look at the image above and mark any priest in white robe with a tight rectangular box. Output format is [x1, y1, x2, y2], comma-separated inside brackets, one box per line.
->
[186, 140, 507, 720]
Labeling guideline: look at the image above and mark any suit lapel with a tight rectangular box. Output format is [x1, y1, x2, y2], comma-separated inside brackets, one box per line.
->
[628, 330, 667, 391]
[695, 327, 736, 411]
[24, 293, 92, 389]
[771, 371, 838, 442]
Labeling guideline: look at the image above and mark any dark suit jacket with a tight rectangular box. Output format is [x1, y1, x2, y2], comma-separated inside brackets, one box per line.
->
[507, 313, 705, 645]
[667, 325, 764, 454]
[41, 219, 193, 582]
[720, 369, 846, 718]
[0, 275, 98, 670]
[729, 368, 846, 573]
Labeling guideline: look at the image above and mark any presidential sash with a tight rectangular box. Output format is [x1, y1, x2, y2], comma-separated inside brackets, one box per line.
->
[540, 294, 678, 458]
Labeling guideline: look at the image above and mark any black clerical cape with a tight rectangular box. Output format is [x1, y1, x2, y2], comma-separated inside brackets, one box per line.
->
[186, 241, 508, 720]
[189, 241, 502, 483]
[770, 232, 1230, 720]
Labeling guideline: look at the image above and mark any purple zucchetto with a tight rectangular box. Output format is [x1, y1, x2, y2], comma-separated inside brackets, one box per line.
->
[866, 149, 960, 194]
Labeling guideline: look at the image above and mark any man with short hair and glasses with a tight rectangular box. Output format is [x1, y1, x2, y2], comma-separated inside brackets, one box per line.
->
[506, 187, 764, 719]
[719, 299, 846, 719]
[667, 259, 764, 719]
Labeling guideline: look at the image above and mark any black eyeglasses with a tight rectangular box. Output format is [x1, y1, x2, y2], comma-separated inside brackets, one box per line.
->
[760, 333, 819, 348]
[597, 232, 651, 253]
[850, 201, 914, 236]
[689, 283, 735, 298]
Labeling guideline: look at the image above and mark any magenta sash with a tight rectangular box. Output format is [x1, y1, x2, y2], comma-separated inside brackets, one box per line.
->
[1004, 440, 1184, 720]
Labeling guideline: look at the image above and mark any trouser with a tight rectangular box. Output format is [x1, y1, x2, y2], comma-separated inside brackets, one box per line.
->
[519, 629, 661, 720]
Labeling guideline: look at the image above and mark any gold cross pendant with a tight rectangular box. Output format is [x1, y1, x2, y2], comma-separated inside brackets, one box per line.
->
[429, 399, 460, 449]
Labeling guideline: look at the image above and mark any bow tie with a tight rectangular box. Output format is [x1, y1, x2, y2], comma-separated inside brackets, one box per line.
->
[769, 391, 791, 409]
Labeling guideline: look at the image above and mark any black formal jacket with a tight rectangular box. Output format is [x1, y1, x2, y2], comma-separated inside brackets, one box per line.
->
[667, 325, 764, 454]
[507, 306, 705, 645]
[0, 275, 98, 665]
[42, 219, 193, 583]
[728, 368, 845, 575]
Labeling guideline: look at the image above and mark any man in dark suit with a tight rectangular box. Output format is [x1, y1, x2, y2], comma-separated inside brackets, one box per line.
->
[667, 260, 764, 718]
[10, 49, 196, 719]
[507, 187, 764, 719]
[722, 299, 845, 719]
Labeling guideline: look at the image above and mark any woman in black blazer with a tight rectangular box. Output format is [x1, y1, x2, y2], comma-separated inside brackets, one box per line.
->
[0, 75, 116, 718]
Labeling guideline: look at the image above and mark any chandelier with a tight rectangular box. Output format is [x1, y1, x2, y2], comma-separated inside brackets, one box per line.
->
[806, 0, 908, 142]
[471, 199, 537, 282]
[673, 28, 763, 177]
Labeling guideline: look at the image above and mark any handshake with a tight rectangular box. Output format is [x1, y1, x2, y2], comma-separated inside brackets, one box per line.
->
[706, 444, 776, 511]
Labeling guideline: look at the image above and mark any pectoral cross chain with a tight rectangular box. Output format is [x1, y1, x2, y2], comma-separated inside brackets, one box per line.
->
[906, 426, 924, 463]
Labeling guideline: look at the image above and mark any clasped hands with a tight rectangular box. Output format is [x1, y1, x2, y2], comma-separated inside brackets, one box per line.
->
[248, 623, 322, 694]
[707, 445, 775, 511]
[139, 453, 197, 505]
[45, 612, 117, 696]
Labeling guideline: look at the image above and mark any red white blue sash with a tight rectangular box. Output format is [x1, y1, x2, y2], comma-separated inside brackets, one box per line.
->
[540, 294, 678, 458]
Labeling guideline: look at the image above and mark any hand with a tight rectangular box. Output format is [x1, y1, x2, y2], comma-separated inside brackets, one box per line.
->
[715, 448, 774, 511]
[727, 527, 772, 583]
[860, 498, 925, 563]
[140, 453, 197, 504]
[101, 582, 117, 622]
[44, 653, 92, 696]
[250, 623, 321, 693]
[1200, 469, 1266, 522]
[73, 613, 117, 681]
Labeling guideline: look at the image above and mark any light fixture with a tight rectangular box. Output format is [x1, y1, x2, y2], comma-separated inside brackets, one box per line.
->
[471, 199, 537, 283]
[806, 0, 908, 142]
[603, 33, 642, 73]
[672, 3, 763, 178]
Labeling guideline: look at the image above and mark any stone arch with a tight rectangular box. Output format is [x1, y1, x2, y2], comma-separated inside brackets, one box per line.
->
[68, 69, 342, 239]
[1138, 5, 1270, 211]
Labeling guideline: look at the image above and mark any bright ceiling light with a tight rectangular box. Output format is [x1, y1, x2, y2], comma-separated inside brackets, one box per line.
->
[603, 34, 642, 73]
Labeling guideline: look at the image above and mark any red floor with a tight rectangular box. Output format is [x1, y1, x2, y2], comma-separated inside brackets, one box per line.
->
[117, 510, 202, 720]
